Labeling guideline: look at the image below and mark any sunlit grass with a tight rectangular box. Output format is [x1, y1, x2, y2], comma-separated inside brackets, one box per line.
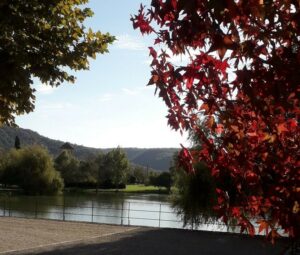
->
[65, 184, 169, 194]
[125, 184, 166, 192]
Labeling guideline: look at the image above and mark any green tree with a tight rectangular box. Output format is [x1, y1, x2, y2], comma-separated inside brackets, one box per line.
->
[78, 160, 98, 186]
[172, 162, 217, 227]
[155, 172, 172, 191]
[147, 171, 158, 186]
[0, 145, 64, 194]
[54, 150, 80, 186]
[128, 165, 147, 184]
[14, 135, 21, 150]
[94, 152, 105, 191]
[0, 0, 115, 125]
[100, 147, 130, 189]
[148, 171, 172, 191]
[0, 147, 4, 157]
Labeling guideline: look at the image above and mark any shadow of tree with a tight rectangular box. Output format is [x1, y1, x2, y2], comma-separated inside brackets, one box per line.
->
[25, 228, 290, 255]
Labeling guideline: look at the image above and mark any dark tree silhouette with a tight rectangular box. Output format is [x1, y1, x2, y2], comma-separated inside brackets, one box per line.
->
[14, 136, 21, 150]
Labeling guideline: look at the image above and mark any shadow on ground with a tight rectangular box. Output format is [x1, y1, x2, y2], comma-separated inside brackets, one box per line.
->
[21, 228, 290, 255]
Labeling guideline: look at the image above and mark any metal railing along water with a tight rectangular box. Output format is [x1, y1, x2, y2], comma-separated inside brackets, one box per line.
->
[0, 196, 230, 232]
[0, 196, 296, 254]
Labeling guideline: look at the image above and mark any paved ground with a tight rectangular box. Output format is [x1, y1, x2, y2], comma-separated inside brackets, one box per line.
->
[0, 217, 290, 255]
[0, 217, 136, 254]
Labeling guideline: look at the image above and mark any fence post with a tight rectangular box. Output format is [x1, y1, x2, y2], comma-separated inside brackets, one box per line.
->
[128, 202, 130, 226]
[8, 195, 11, 217]
[91, 200, 94, 223]
[158, 204, 162, 228]
[62, 195, 65, 221]
[191, 217, 194, 230]
[35, 197, 38, 219]
[121, 202, 124, 225]
[3, 199, 5, 217]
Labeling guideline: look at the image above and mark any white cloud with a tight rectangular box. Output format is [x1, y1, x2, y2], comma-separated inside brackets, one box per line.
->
[114, 34, 146, 51]
[35, 84, 58, 95]
[41, 102, 73, 110]
[98, 93, 113, 102]
[122, 88, 139, 96]
[121, 86, 153, 96]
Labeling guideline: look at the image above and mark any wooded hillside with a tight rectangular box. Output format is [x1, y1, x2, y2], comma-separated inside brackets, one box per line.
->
[0, 126, 178, 172]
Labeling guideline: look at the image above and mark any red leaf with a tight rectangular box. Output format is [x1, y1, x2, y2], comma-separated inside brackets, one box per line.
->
[148, 74, 159, 85]
[200, 103, 209, 112]
[206, 116, 215, 128]
[171, 0, 177, 9]
[215, 124, 224, 134]
[268, 230, 280, 244]
[277, 123, 288, 134]
[247, 132, 257, 137]
[178, 146, 194, 173]
[232, 207, 241, 217]
[149, 47, 157, 59]
[248, 224, 255, 236]
[231, 125, 239, 133]
[257, 220, 269, 234]
[288, 119, 297, 129]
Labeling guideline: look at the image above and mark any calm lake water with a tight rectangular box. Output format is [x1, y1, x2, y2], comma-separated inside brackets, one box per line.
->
[0, 192, 233, 232]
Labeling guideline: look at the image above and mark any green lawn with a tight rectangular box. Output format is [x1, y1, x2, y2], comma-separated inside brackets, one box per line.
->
[96, 184, 168, 194]
[65, 184, 169, 194]
[124, 184, 167, 193]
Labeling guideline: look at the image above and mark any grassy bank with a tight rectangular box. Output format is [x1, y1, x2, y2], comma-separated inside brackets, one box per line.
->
[123, 184, 168, 193]
[0, 184, 170, 195]
[65, 184, 169, 194]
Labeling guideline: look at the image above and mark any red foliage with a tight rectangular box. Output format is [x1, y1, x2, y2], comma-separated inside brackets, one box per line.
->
[132, 0, 300, 239]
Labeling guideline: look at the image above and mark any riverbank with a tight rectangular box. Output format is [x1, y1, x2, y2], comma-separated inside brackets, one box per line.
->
[0, 217, 289, 255]
[65, 184, 169, 194]
[0, 184, 169, 195]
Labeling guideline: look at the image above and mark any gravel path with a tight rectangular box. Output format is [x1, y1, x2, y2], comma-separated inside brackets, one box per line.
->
[0, 217, 290, 255]
[0, 217, 137, 254]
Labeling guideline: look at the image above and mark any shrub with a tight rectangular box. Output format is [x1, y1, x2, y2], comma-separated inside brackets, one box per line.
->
[0, 145, 64, 195]
[172, 163, 217, 226]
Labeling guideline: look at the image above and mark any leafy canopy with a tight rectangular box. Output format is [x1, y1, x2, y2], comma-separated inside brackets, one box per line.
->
[102, 147, 130, 188]
[171, 162, 217, 227]
[132, 0, 299, 239]
[55, 150, 98, 186]
[0, 145, 64, 195]
[0, 0, 114, 125]
[55, 150, 80, 185]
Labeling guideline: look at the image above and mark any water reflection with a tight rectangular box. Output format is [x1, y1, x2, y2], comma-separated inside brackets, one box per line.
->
[0, 193, 230, 231]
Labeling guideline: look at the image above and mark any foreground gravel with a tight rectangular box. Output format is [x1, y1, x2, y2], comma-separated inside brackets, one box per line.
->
[0, 217, 137, 254]
[0, 217, 290, 255]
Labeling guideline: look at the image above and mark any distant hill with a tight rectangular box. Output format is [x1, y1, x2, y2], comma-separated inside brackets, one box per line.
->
[0, 126, 178, 172]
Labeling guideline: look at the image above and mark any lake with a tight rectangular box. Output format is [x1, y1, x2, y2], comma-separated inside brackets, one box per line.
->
[0, 192, 231, 232]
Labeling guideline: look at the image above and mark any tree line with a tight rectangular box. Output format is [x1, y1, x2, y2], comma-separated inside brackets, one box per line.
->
[0, 143, 171, 195]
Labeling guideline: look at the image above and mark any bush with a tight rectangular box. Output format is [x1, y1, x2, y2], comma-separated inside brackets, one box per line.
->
[0, 145, 64, 195]
[172, 163, 217, 226]
[98, 147, 129, 189]
[54, 150, 80, 185]
[98, 180, 126, 190]
[64, 182, 98, 189]
[148, 171, 172, 190]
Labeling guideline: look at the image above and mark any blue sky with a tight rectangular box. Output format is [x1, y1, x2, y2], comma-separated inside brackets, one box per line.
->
[16, 0, 187, 148]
